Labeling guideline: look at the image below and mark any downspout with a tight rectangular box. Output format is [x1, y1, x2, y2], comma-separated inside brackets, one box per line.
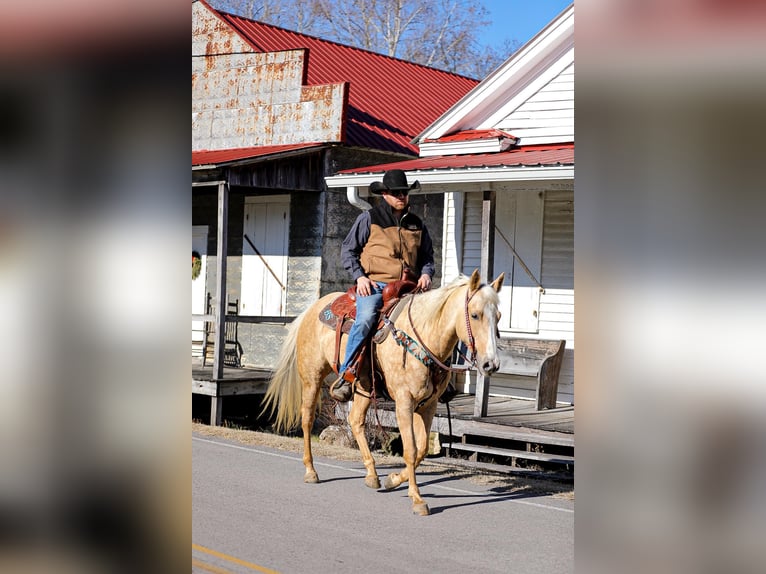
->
[346, 186, 371, 211]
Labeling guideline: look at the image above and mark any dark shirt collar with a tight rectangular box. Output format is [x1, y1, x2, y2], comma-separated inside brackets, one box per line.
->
[378, 200, 409, 222]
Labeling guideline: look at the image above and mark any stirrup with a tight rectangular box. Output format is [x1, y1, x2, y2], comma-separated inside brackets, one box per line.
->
[329, 372, 356, 402]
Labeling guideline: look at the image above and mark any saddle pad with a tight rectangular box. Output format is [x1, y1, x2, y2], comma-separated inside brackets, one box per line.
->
[319, 301, 353, 334]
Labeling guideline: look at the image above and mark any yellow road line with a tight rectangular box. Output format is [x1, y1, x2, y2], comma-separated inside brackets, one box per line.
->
[192, 557, 234, 574]
[192, 544, 280, 574]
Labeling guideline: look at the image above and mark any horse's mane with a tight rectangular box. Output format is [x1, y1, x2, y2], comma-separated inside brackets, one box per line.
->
[409, 275, 472, 326]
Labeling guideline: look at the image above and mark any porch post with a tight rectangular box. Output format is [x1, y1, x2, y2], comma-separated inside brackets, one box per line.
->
[474, 190, 496, 418]
[212, 180, 229, 384]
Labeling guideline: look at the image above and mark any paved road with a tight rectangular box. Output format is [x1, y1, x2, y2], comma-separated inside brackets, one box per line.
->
[192, 433, 573, 574]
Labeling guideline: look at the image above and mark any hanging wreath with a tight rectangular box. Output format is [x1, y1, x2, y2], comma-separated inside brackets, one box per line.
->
[192, 251, 202, 280]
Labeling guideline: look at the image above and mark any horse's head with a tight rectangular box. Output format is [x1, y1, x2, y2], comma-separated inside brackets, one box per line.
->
[460, 269, 505, 376]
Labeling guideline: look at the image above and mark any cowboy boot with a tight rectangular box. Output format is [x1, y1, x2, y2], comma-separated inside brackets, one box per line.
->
[329, 369, 356, 402]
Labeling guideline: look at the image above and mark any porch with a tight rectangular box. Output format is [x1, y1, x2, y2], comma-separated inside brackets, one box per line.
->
[192, 362, 272, 426]
[360, 393, 574, 472]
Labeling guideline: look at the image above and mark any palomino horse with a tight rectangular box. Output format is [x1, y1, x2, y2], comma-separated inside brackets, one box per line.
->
[261, 269, 504, 515]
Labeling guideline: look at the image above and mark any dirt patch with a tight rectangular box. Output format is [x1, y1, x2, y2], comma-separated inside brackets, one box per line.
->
[192, 422, 573, 500]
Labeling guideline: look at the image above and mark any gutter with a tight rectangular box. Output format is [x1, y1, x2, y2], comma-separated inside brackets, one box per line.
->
[346, 186, 371, 211]
[328, 165, 573, 188]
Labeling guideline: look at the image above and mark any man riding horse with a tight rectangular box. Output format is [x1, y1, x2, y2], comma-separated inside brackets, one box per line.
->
[329, 169, 435, 401]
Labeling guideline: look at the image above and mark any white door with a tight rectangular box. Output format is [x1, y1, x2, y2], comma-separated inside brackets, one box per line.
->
[494, 191, 543, 333]
[241, 195, 289, 316]
[192, 226, 208, 349]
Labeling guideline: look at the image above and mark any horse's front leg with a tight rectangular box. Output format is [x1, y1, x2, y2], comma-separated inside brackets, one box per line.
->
[348, 394, 381, 489]
[386, 395, 429, 515]
[382, 400, 436, 489]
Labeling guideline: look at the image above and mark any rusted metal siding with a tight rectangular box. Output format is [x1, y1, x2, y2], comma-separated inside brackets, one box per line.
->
[216, 8, 478, 156]
[192, 1, 253, 61]
[192, 2, 346, 151]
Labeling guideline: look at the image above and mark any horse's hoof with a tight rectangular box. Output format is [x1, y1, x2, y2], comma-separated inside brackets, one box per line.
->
[412, 503, 430, 516]
[382, 475, 399, 491]
[304, 471, 319, 484]
[365, 475, 381, 489]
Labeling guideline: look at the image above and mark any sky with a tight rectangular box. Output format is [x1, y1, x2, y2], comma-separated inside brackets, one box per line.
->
[481, 1, 572, 50]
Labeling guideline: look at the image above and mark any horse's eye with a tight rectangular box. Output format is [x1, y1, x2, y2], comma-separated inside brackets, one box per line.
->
[471, 313, 479, 320]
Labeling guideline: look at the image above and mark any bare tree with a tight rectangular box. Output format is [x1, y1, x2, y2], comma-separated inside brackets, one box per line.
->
[207, 0, 518, 78]
[214, 0, 321, 34]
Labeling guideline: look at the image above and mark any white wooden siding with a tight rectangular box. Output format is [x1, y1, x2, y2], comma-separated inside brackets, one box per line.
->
[496, 61, 574, 145]
[445, 188, 574, 405]
[441, 192, 464, 282]
[461, 193, 484, 274]
[538, 188, 574, 403]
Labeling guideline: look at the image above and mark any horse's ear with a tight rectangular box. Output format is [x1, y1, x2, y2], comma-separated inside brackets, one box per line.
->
[469, 269, 481, 291]
[491, 272, 505, 293]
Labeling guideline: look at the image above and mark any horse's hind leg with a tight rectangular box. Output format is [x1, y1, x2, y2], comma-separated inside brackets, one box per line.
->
[301, 380, 322, 483]
[412, 403, 437, 469]
[348, 395, 381, 489]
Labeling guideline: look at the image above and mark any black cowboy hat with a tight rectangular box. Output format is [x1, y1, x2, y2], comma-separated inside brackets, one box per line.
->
[369, 169, 420, 195]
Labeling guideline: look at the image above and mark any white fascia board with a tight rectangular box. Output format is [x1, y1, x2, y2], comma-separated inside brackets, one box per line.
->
[324, 165, 573, 189]
[415, 5, 574, 144]
[419, 137, 514, 157]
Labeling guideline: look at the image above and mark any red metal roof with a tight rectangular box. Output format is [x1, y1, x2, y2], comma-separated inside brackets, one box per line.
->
[210, 4, 478, 156]
[336, 143, 575, 175]
[192, 143, 324, 166]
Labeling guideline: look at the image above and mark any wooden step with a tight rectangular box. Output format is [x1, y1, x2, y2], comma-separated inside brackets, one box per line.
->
[459, 422, 574, 448]
[447, 442, 574, 465]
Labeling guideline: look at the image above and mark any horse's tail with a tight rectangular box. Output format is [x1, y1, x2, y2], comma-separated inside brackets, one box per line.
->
[260, 307, 309, 433]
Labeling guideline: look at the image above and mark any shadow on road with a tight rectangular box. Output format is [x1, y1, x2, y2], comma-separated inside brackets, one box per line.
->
[422, 491, 550, 515]
[313, 475, 364, 484]
[373, 469, 570, 515]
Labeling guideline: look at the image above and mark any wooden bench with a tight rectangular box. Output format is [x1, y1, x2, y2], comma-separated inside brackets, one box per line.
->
[496, 338, 566, 410]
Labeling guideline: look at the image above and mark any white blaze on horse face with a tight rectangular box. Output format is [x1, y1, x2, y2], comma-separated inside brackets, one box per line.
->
[482, 298, 500, 374]
[473, 287, 500, 376]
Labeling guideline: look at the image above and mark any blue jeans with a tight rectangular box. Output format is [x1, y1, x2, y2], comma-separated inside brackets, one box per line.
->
[339, 281, 386, 374]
